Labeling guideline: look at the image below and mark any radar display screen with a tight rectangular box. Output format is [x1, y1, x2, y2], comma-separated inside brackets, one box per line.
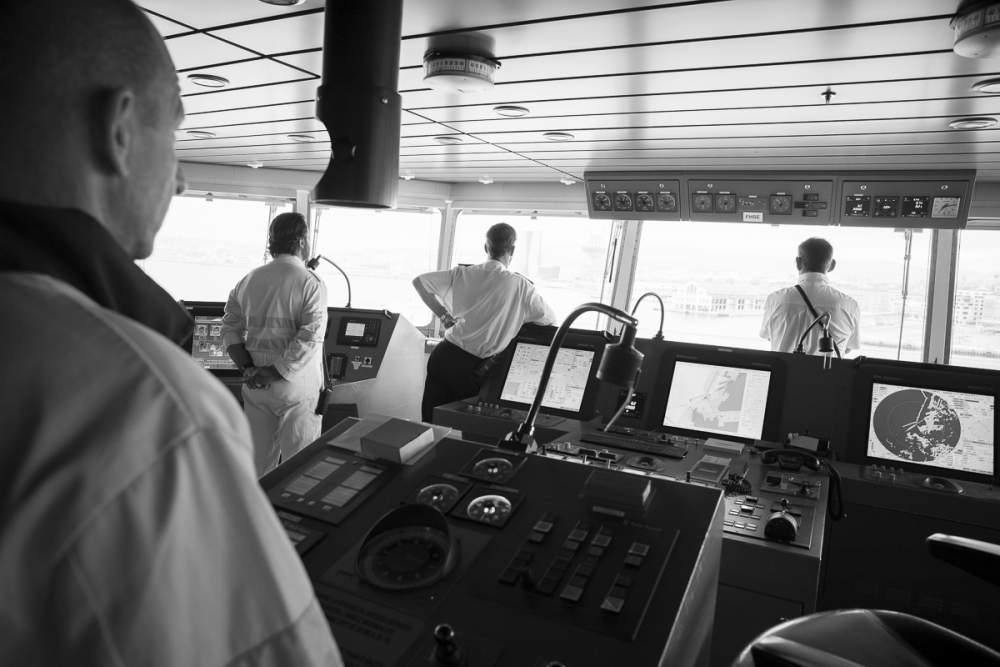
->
[663, 361, 771, 440]
[867, 382, 994, 477]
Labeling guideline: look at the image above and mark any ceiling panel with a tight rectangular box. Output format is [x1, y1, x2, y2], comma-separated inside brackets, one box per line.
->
[144, 12, 189, 38]
[139, 0, 325, 31]
[179, 60, 312, 96]
[148, 0, 1000, 183]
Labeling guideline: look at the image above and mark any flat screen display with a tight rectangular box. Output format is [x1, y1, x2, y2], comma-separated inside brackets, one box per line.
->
[662, 361, 771, 440]
[191, 315, 238, 371]
[500, 342, 595, 413]
[867, 382, 994, 477]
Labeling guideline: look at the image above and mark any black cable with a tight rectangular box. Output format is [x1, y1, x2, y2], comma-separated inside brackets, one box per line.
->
[794, 312, 831, 354]
[630, 291, 665, 340]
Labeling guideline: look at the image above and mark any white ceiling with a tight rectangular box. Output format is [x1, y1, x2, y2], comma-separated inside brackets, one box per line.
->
[142, 0, 1000, 184]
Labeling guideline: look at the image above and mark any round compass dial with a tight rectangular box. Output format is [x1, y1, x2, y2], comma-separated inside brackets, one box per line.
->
[592, 192, 612, 211]
[656, 192, 678, 211]
[614, 192, 634, 210]
[472, 457, 515, 482]
[466, 494, 512, 526]
[415, 483, 460, 513]
[635, 193, 655, 212]
[357, 526, 454, 590]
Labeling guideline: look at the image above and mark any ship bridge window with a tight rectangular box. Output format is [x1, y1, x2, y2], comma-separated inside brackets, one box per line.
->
[139, 194, 292, 301]
[950, 229, 1000, 370]
[452, 212, 615, 330]
[312, 205, 440, 328]
[631, 221, 930, 362]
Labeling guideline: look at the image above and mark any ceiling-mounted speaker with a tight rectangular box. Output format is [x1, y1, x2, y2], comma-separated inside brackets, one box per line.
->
[952, 0, 1000, 57]
[314, 0, 402, 208]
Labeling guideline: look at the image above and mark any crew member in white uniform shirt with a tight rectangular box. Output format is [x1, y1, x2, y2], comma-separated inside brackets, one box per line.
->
[760, 237, 861, 355]
[223, 212, 328, 475]
[413, 222, 558, 421]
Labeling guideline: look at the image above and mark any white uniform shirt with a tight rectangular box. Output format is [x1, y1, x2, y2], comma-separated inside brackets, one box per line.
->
[415, 259, 558, 358]
[0, 273, 341, 666]
[222, 254, 327, 388]
[760, 272, 861, 354]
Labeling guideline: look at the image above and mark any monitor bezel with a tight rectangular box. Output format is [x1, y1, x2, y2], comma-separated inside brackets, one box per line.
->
[652, 352, 782, 444]
[496, 337, 604, 419]
[850, 365, 999, 485]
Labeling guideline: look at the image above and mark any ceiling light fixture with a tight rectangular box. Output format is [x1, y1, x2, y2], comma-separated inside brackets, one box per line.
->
[287, 133, 316, 142]
[423, 50, 500, 93]
[401, 170, 415, 181]
[493, 105, 530, 117]
[246, 161, 264, 169]
[185, 130, 216, 139]
[478, 175, 494, 184]
[187, 73, 230, 88]
[434, 135, 464, 145]
[948, 116, 999, 129]
[258, 0, 305, 6]
[952, 1, 1000, 57]
[559, 177, 577, 186]
[543, 131, 574, 141]
[972, 76, 1000, 94]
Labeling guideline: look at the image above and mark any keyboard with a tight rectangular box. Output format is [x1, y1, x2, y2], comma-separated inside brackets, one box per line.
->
[579, 431, 688, 459]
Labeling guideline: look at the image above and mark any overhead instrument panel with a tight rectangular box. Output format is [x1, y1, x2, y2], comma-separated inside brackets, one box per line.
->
[839, 171, 976, 229]
[584, 170, 976, 228]
[587, 173, 683, 221]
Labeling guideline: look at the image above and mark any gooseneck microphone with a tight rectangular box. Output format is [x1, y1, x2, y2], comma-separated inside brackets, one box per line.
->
[307, 255, 353, 308]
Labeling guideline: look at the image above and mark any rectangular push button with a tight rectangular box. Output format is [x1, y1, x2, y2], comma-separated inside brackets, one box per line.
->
[627, 542, 650, 557]
[600, 596, 625, 614]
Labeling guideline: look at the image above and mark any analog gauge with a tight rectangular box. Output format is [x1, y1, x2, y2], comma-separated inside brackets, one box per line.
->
[692, 192, 714, 212]
[931, 196, 961, 218]
[715, 193, 736, 213]
[592, 192, 612, 211]
[356, 526, 455, 590]
[614, 192, 634, 211]
[471, 457, 515, 483]
[635, 192, 655, 212]
[416, 483, 461, 513]
[769, 194, 793, 215]
[656, 192, 678, 212]
[466, 494, 513, 526]
[872, 196, 900, 218]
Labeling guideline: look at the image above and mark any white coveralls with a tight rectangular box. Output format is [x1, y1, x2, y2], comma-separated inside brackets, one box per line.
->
[223, 254, 328, 475]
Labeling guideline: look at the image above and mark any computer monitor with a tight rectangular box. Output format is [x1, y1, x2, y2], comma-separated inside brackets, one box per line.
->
[661, 359, 772, 441]
[191, 314, 238, 371]
[499, 342, 596, 414]
[866, 381, 995, 479]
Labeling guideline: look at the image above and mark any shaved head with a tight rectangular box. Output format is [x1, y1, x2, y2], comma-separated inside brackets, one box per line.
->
[0, 0, 186, 258]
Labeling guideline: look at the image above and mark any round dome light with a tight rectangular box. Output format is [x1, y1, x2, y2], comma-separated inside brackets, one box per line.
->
[187, 73, 229, 88]
[287, 133, 316, 142]
[185, 130, 216, 139]
[477, 175, 494, 184]
[423, 51, 500, 93]
[948, 116, 999, 129]
[543, 131, 574, 141]
[559, 177, 577, 186]
[434, 135, 463, 145]
[246, 161, 264, 169]
[972, 76, 1000, 94]
[258, 0, 305, 5]
[493, 105, 529, 117]
[952, 2, 1000, 58]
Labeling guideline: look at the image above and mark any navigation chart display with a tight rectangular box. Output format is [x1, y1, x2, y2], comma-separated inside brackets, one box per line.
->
[191, 315, 237, 371]
[500, 343, 595, 413]
[663, 361, 771, 440]
[867, 382, 994, 476]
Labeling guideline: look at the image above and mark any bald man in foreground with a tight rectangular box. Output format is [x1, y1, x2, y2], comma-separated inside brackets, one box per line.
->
[0, 1, 341, 664]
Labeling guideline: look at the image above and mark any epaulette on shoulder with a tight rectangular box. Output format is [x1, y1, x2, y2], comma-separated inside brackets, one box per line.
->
[512, 272, 534, 285]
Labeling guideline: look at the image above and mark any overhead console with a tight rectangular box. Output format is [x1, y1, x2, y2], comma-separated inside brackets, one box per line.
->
[584, 170, 976, 228]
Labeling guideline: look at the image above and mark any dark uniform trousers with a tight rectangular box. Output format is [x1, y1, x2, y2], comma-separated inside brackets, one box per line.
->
[422, 339, 485, 422]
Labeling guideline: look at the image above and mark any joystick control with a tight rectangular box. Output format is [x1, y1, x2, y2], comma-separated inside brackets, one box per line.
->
[433, 623, 467, 666]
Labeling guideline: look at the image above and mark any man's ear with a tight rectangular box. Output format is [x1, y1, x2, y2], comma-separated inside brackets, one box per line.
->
[828, 258, 837, 273]
[95, 88, 136, 177]
[795, 256, 803, 271]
